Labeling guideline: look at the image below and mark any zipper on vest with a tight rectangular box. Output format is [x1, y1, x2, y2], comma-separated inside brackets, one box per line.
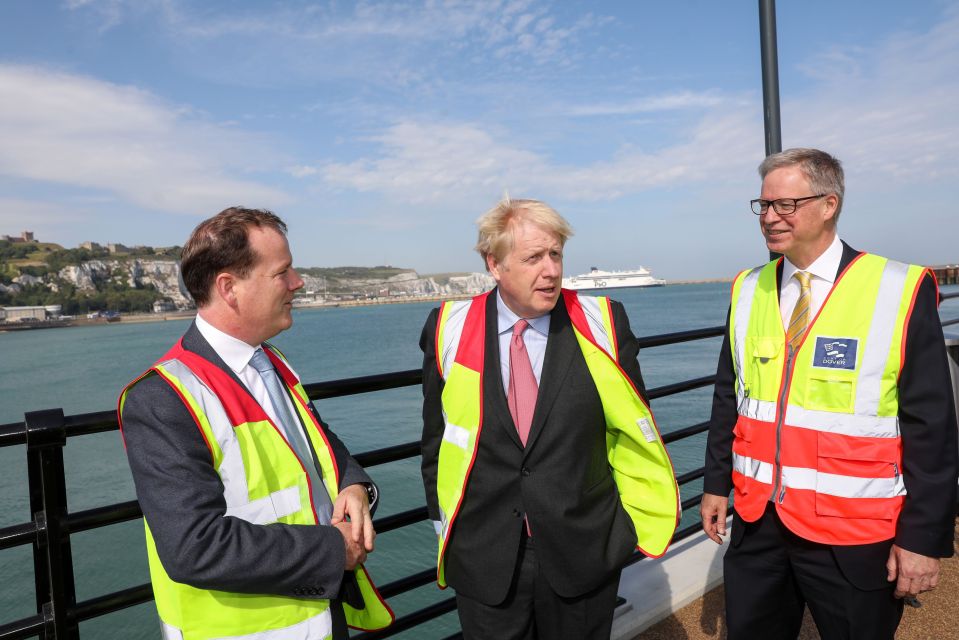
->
[772, 345, 796, 503]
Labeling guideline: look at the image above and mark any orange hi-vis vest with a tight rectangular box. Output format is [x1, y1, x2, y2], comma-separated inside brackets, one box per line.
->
[431, 289, 679, 587]
[118, 341, 393, 640]
[729, 253, 933, 545]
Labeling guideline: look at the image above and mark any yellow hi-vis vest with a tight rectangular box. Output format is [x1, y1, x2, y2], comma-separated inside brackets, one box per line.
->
[729, 253, 932, 545]
[118, 341, 394, 640]
[430, 289, 679, 587]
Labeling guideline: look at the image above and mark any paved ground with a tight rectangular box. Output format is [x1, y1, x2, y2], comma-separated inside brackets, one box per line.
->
[635, 518, 959, 639]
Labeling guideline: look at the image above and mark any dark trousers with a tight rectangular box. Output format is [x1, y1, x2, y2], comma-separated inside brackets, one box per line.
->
[724, 504, 904, 640]
[455, 534, 621, 640]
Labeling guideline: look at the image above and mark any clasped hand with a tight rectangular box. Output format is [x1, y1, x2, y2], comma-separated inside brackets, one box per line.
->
[332, 484, 376, 570]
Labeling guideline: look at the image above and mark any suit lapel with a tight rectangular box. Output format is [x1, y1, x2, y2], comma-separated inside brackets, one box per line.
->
[523, 300, 577, 454]
[483, 291, 524, 449]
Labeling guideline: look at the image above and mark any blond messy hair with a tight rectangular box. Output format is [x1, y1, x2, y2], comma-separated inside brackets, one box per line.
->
[474, 196, 573, 270]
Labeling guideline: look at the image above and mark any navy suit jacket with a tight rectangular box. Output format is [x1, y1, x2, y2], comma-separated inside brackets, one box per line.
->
[121, 322, 373, 600]
[420, 290, 648, 604]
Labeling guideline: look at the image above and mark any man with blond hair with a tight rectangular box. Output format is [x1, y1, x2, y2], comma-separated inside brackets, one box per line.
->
[700, 149, 957, 639]
[420, 197, 679, 639]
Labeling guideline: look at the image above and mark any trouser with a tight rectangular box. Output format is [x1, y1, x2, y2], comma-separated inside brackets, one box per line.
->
[455, 532, 622, 640]
[724, 504, 904, 640]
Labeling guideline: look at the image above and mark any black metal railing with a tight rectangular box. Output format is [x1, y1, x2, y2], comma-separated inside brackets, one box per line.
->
[3, 303, 959, 640]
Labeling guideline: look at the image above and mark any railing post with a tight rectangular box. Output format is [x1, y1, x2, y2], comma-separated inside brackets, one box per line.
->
[25, 409, 79, 640]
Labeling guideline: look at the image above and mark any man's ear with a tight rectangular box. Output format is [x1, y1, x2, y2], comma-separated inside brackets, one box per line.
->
[822, 193, 840, 224]
[213, 272, 238, 308]
[486, 253, 503, 282]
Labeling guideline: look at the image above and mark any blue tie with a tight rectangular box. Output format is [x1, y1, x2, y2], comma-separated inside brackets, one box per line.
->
[249, 348, 332, 524]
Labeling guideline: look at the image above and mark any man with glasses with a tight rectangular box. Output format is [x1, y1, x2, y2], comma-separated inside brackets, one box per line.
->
[700, 148, 957, 639]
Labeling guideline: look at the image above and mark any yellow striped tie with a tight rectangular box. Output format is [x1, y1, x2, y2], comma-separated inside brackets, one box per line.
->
[786, 271, 812, 352]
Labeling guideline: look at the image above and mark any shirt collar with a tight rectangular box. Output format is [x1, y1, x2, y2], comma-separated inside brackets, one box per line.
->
[195, 313, 261, 375]
[782, 234, 843, 285]
[496, 289, 550, 337]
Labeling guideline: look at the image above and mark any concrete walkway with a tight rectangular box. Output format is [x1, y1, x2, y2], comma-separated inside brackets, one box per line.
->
[635, 519, 959, 639]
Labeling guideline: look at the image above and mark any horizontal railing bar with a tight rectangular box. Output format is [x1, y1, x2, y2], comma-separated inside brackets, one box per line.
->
[352, 596, 458, 640]
[376, 568, 437, 600]
[373, 507, 428, 535]
[676, 467, 705, 486]
[681, 494, 703, 511]
[647, 375, 715, 400]
[662, 420, 710, 444]
[941, 291, 959, 300]
[74, 583, 153, 623]
[942, 317, 959, 327]
[0, 614, 44, 640]
[354, 441, 421, 468]
[68, 500, 143, 534]
[0, 522, 38, 551]
[636, 325, 725, 349]
[304, 369, 422, 400]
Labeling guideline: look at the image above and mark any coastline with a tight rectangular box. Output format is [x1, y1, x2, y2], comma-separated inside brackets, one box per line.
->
[1, 282, 739, 332]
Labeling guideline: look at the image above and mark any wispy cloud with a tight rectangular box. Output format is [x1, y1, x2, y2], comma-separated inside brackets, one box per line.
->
[0, 64, 290, 215]
[317, 5, 959, 206]
[319, 110, 761, 203]
[66, 0, 612, 79]
[566, 90, 731, 116]
[787, 7, 959, 184]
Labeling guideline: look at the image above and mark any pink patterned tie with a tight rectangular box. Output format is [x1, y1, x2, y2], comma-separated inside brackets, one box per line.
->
[507, 319, 538, 446]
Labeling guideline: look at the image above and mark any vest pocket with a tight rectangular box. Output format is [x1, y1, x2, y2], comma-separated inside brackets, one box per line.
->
[746, 337, 782, 385]
[814, 433, 899, 520]
[804, 375, 855, 413]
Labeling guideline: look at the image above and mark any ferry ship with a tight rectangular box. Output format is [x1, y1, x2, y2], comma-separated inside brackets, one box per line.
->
[562, 266, 666, 291]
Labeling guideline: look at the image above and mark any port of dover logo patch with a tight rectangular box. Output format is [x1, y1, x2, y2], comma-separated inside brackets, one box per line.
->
[812, 337, 858, 370]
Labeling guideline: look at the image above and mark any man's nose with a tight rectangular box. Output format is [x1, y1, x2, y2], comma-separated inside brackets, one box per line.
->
[290, 269, 305, 291]
[760, 204, 783, 223]
[543, 257, 562, 278]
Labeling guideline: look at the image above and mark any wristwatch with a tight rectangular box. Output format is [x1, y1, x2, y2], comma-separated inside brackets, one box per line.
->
[362, 483, 377, 507]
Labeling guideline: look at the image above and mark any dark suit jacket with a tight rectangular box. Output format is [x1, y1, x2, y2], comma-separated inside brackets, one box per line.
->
[420, 290, 647, 604]
[704, 242, 958, 589]
[120, 322, 373, 600]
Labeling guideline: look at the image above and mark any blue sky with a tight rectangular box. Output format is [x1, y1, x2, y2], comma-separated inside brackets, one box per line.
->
[0, 1, 956, 279]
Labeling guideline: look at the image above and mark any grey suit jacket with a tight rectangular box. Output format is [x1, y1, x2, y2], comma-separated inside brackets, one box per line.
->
[120, 322, 373, 599]
[421, 290, 649, 604]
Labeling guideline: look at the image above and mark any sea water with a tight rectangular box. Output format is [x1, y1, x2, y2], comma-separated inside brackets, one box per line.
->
[2, 282, 957, 638]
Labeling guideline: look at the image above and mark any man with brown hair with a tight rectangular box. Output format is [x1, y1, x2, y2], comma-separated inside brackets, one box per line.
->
[119, 207, 392, 640]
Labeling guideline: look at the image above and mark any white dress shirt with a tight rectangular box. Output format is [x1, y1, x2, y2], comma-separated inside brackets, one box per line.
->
[496, 291, 551, 393]
[779, 234, 844, 329]
[194, 314, 313, 455]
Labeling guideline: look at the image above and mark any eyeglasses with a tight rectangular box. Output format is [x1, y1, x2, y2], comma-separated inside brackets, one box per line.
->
[750, 194, 826, 216]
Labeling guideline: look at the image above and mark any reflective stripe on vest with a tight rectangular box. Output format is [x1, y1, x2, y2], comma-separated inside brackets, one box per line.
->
[728, 253, 927, 544]
[119, 341, 393, 639]
[160, 612, 332, 640]
[430, 290, 679, 587]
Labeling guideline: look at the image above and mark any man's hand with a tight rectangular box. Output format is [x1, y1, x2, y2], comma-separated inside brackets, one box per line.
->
[334, 522, 368, 570]
[886, 544, 940, 599]
[331, 484, 376, 552]
[700, 492, 729, 545]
